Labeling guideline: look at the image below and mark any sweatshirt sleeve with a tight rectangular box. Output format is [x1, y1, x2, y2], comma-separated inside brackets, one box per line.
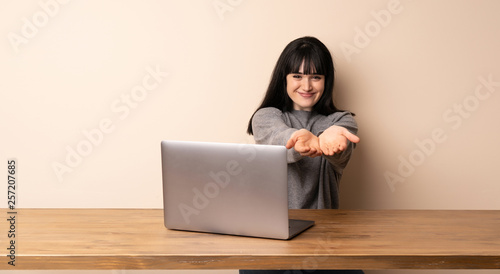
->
[320, 112, 358, 174]
[252, 107, 303, 163]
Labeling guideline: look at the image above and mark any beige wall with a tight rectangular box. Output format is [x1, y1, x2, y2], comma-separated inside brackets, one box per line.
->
[1, 0, 500, 273]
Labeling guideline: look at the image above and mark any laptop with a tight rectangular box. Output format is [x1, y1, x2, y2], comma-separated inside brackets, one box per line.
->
[160, 140, 314, 240]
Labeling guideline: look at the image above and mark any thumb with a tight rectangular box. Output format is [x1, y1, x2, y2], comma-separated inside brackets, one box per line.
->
[342, 129, 360, 143]
[286, 136, 296, 149]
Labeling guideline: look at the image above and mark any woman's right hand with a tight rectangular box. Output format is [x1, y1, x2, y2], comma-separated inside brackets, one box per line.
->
[285, 129, 322, 158]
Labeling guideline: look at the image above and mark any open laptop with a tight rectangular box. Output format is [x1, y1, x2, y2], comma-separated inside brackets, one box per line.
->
[161, 140, 314, 240]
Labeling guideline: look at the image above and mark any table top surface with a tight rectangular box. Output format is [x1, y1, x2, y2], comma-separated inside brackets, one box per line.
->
[3, 209, 500, 269]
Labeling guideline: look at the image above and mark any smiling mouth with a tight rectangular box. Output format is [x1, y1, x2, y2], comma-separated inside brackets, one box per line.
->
[298, 92, 316, 98]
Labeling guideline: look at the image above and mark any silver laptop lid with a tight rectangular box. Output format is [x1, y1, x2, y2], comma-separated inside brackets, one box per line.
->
[161, 140, 289, 239]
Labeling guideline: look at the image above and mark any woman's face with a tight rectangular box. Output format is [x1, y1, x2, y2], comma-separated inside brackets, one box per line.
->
[286, 62, 325, 111]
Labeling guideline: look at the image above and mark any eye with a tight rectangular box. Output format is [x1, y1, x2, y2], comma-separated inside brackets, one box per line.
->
[312, 75, 323, 80]
[292, 74, 302, 79]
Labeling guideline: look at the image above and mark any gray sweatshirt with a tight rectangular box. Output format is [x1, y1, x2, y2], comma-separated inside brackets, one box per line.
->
[252, 107, 358, 209]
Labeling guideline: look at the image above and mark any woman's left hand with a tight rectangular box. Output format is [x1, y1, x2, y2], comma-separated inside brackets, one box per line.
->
[318, 125, 360, 156]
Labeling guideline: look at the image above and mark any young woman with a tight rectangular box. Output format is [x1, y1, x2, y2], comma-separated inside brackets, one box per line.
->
[241, 36, 362, 274]
[247, 36, 360, 210]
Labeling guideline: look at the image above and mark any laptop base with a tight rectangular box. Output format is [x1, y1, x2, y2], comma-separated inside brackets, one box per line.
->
[288, 219, 315, 240]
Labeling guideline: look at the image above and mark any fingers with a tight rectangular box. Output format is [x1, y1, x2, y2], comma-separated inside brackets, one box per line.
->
[319, 142, 331, 156]
[320, 142, 344, 156]
[342, 129, 360, 143]
[308, 150, 322, 158]
[285, 137, 296, 149]
[299, 148, 321, 157]
[286, 129, 322, 157]
[294, 140, 320, 157]
[319, 135, 349, 156]
[299, 145, 321, 157]
[286, 130, 303, 149]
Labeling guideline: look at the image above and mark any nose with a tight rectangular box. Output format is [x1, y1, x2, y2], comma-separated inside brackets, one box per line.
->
[301, 78, 312, 91]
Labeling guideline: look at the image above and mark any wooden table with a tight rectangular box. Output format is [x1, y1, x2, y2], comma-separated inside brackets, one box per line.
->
[2, 209, 500, 269]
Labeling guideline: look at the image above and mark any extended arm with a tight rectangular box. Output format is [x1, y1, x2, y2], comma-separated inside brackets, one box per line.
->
[252, 108, 317, 162]
[318, 112, 359, 172]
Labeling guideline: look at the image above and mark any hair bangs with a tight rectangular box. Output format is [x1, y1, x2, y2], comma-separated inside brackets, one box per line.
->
[286, 46, 326, 76]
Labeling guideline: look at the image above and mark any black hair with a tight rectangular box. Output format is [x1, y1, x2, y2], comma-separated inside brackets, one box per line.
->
[247, 36, 345, 135]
